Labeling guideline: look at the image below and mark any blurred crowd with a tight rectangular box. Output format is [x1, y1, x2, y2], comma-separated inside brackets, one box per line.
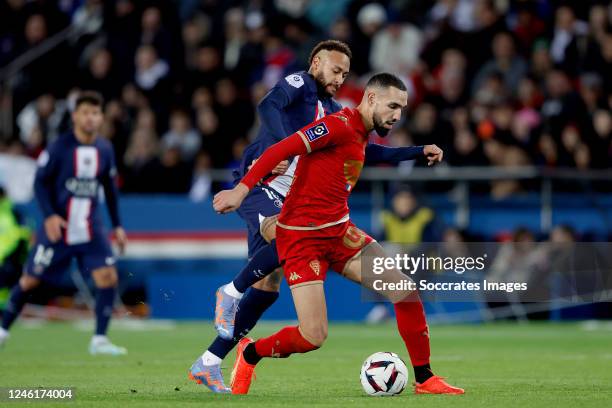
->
[0, 0, 611, 195]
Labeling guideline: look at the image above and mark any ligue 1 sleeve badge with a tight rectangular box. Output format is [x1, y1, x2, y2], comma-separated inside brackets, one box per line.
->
[305, 123, 329, 142]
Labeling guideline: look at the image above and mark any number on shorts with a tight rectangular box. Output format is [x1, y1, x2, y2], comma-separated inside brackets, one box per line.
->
[33, 245, 54, 267]
[343, 226, 366, 249]
[262, 187, 277, 200]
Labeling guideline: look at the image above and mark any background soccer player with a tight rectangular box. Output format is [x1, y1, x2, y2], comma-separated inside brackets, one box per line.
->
[189, 41, 427, 393]
[0, 92, 128, 355]
[214, 73, 463, 395]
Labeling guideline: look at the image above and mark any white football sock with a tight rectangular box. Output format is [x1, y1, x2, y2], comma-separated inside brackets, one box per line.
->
[0, 327, 9, 339]
[223, 282, 244, 299]
[201, 350, 222, 366]
[91, 335, 108, 345]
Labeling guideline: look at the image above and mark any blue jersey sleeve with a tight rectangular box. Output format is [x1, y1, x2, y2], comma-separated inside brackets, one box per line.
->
[364, 144, 424, 165]
[33, 144, 60, 219]
[100, 145, 121, 228]
[257, 74, 307, 143]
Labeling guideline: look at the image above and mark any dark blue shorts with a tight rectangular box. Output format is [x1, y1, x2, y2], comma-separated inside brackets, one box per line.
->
[236, 185, 284, 258]
[24, 227, 115, 284]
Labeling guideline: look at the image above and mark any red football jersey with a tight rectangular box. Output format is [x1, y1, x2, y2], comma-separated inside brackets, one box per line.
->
[279, 107, 368, 230]
[240, 107, 369, 229]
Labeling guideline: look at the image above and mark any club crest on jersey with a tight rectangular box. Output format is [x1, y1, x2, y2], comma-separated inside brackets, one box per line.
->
[309, 260, 321, 276]
[305, 123, 329, 142]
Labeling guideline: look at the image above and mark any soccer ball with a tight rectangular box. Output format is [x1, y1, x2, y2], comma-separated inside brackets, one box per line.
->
[360, 352, 408, 396]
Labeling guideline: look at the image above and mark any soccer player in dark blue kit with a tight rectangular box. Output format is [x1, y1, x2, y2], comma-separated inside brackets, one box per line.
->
[0, 92, 128, 355]
[189, 41, 434, 392]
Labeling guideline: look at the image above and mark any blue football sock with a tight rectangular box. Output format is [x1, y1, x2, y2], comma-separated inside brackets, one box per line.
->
[1, 284, 30, 330]
[208, 336, 237, 361]
[232, 240, 279, 293]
[95, 287, 115, 336]
[208, 287, 280, 359]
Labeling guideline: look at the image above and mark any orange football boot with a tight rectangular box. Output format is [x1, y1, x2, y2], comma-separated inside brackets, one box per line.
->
[230, 337, 257, 394]
[415, 375, 465, 394]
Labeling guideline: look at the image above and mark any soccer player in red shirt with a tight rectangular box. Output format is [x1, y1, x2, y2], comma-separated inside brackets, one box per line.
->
[214, 73, 464, 395]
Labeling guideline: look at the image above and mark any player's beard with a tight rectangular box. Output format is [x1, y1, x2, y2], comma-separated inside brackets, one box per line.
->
[76, 121, 100, 141]
[80, 124, 97, 137]
[314, 72, 337, 98]
[373, 112, 391, 137]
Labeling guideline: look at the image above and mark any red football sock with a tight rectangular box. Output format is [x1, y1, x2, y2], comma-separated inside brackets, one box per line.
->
[393, 292, 431, 367]
[254, 325, 319, 358]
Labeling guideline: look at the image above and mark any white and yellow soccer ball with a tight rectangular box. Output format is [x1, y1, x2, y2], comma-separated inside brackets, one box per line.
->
[360, 352, 409, 396]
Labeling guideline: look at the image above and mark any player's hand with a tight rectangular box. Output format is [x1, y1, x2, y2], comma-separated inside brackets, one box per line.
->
[44, 214, 67, 243]
[272, 160, 289, 175]
[213, 183, 250, 214]
[114, 227, 128, 255]
[248, 159, 257, 171]
[424, 144, 443, 166]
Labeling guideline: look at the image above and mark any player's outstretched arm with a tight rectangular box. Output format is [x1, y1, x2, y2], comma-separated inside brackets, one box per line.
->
[364, 144, 443, 166]
[365, 143, 425, 165]
[213, 132, 308, 214]
[424, 144, 443, 166]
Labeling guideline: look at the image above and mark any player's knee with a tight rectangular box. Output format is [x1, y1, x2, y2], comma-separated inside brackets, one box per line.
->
[300, 323, 328, 347]
[92, 267, 118, 288]
[253, 268, 282, 292]
[260, 215, 278, 243]
[19, 275, 40, 291]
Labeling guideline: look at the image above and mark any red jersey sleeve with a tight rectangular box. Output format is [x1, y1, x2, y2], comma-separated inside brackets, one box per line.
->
[240, 114, 350, 190]
[296, 115, 349, 154]
[240, 132, 308, 189]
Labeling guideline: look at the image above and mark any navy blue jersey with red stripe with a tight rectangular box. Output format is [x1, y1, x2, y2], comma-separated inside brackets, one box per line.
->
[233, 71, 341, 194]
[34, 132, 121, 245]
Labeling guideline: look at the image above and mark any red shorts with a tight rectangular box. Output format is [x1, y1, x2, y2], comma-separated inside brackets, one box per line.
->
[276, 221, 374, 287]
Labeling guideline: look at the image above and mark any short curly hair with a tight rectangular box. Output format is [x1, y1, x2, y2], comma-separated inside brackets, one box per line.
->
[308, 40, 352, 65]
[366, 73, 407, 91]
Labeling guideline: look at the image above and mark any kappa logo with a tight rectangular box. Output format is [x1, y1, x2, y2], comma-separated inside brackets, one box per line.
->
[304, 123, 329, 142]
[288, 271, 301, 282]
[285, 74, 304, 88]
[309, 260, 321, 276]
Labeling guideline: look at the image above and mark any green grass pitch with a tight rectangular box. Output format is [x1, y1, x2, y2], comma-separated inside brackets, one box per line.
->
[1, 321, 611, 407]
